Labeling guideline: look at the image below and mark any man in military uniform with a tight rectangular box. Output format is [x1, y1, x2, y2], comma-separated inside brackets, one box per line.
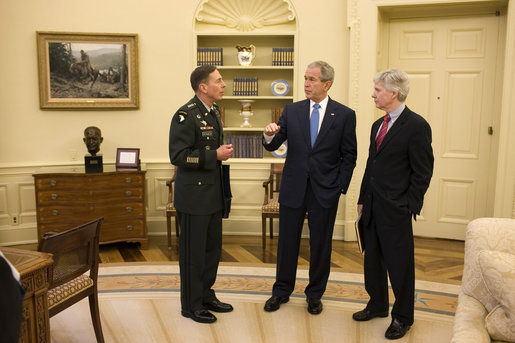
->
[169, 65, 234, 324]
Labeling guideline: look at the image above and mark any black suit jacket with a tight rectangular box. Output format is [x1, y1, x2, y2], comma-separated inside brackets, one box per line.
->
[264, 97, 357, 209]
[0, 255, 24, 343]
[358, 106, 434, 227]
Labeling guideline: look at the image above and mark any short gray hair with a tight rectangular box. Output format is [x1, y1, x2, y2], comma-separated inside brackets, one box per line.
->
[307, 61, 334, 83]
[374, 68, 410, 102]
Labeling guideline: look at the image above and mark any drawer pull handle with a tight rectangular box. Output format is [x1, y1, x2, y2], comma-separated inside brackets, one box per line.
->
[126, 207, 133, 213]
[125, 177, 132, 183]
[51, 210, 59, 216]
[125, 191, 133, 197]
[126, 225, 134, 231]
[51, 194, 58, 200]
[50, 180, 57, 186]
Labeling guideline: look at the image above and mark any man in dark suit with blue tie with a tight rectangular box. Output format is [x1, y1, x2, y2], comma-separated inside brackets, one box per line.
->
[354, 69, 434, 340]
[262, 61, 357, 315]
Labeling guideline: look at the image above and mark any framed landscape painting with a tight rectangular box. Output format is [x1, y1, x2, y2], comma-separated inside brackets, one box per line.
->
[36, 31, 139, 109]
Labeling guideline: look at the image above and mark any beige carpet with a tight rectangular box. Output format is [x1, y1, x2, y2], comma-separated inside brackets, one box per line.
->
[49, 263, 459, 342]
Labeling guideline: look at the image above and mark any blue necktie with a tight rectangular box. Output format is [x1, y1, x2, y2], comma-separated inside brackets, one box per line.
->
[310, 103, 320, 147]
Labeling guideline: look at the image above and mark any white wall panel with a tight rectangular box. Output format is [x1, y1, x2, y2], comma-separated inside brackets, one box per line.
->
[153, 177, 170, 211]
[17, 183, 36, 224]
[400, 30, 434, 59]
[406, 72, 432, 120]
[0, 184, 9, 226]
[443, 71, 482, 158]
[438, 178, 475, 224]
[448, 28, 485, 58]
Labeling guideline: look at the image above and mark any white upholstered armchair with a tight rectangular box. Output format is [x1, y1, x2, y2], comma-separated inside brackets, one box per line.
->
[451, 218, 515, 342]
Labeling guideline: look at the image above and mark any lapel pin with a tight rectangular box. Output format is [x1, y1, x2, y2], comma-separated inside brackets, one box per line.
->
[331, 113, 335, 116]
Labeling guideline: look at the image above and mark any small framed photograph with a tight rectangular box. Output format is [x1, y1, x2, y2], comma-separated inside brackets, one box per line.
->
[36, 31, 139, 109]
[116, 148, 140, 169]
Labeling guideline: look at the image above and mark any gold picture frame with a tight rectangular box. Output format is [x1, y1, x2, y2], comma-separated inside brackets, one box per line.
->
[36, 31, 139, 109]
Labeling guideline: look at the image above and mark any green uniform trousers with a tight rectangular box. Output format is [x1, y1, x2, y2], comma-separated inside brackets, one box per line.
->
[177, 210, 222, 312]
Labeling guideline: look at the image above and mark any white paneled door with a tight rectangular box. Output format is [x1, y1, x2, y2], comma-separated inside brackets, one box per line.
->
[388, 15, 501, 239]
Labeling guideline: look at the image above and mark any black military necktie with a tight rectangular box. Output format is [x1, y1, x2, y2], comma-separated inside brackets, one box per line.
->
[210, 109, 221, 131]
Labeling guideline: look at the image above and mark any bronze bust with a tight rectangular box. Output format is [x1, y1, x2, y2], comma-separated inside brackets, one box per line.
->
[83, 126, 103, 156]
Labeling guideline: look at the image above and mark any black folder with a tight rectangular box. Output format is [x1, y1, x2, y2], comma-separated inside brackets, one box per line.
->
[355, 213, 365, 254]
[222, 164, 232, 218]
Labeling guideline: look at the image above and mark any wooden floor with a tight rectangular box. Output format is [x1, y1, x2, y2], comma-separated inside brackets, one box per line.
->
[14, 234, 464, 284]
[97, 234, 465, 285]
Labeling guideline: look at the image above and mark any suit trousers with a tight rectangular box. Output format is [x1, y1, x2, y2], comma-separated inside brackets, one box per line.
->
[273, 180, 339, 299]
[177, 210, 222, 312]
[363, 213, 415, 325]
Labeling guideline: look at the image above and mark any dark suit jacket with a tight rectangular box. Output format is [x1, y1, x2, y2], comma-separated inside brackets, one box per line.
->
[0, 255, 24, 343]
[169, 96, 225, 215]
[264, 97, 357, 209]
[358, 106, 434, 227]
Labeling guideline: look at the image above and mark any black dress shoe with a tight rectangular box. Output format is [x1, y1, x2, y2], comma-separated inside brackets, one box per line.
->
[352, 308, 389, 321]
[307, 298, 323, 315]
[203, 299, 234, 313]
[264, 295, 289, 312]
[385, 318, 411, 340]
[181, 309, 217, 323]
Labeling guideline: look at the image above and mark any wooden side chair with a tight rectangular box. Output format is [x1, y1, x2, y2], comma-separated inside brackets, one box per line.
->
[166, 166, 179, 249]
[261, 163, 284, 247]
[38, 217, 105, 343]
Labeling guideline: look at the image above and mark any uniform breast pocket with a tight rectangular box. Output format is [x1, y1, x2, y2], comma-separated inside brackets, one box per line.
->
[200, 129, 218, 149]
[184, 173, 215, 186]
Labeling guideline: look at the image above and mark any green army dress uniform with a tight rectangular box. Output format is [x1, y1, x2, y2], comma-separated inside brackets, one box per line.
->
[169, 95, 226, 314]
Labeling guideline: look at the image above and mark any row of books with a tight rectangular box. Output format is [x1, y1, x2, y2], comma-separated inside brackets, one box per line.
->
[233, 77, 258, 96]
[226, 134, 263, 158]
[196, 47, 294, 66]
[272, 47, 294, 66]
[197, 47, 223, 66]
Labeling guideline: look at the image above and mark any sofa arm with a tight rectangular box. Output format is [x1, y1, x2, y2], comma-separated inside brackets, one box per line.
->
[451, 291, 491, 343]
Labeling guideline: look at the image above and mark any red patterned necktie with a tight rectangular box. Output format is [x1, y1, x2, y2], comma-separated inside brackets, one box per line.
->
[375, 114, 391, 149]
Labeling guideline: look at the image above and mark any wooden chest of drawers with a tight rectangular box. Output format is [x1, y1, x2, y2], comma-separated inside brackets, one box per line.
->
[33, 169, 147, 249]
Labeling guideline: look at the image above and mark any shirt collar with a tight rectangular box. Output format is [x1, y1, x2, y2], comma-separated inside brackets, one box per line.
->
[388, 103, 405, 122]
[310, 96, 329, 111]
[198, 98, 214, 113]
